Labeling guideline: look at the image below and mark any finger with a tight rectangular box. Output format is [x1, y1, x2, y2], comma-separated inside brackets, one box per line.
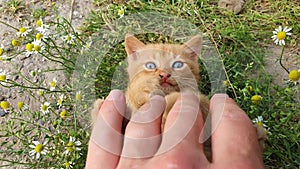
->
[120, 95, 165, 160]
[86, 90, 126, 169]
[210, 94, 264, 166]
[154, 92, 209, 167]
[160, 92, 203, 150]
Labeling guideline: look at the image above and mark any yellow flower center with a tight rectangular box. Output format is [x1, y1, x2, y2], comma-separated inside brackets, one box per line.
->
[50, 81, 56, 87]
[38, 90, 44, 96]
[277, 31, 286, 40]
[222, 80, 229, 87]
[256, 121, 264, 127]
[119, 9, 124, 15]
[35, 144, 44, 153]
[19, 27, 26, 33]
[0, 74, 6, 81]
[41, 105, 48, 111]
[36, 33, 43, 40]
[288, 70, 300, 82]
[58, 99, 63, 105]
[0, 101, 10, 110]
[0, 48, 3, 56]
[34, 45, 41, 52]
[247, 86, 253, 92]
[18, 102, 24, 109]
[11, 39, 21, 46]
[60, 110, 68, 119]
[64, 162, 71, 168]
[36, 20, 42, 27]
[26, 43, 34, 52]
[251, 95, 262, 104]
[66, 142, 75, 152]
[76, 93, 82, 101]
[66, 36, 72, 41]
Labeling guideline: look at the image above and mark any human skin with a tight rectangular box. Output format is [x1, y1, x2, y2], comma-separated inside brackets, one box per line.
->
[86, 90, 264, 169]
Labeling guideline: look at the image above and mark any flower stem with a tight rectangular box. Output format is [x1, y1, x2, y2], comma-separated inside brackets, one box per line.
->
[279, 46, 289, 73]
[0, 20, 18, 31]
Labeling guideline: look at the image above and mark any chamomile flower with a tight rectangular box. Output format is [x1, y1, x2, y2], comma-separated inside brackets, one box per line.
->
[40, 102, 51, 115]
[18, 101, 28, 111]
[36, 32, 48, 41]
[60, 110, 68, 119]
[64, 136, 82, 155]
[49, 78, 57, 91]
[288, 69, 300, 82]
[25, 43, 34, 57]
[11, 39, 21, 46]
[36, 18, 50, 34]
[75, 91, 83, 101]
[62, 161, 73, 169]
[62, 34, 76, 44]
[57, 94, 65, 108]
[29, 140, 48, 159]
[0, 69, 10, 84]
[0, 101, 10, 110]
[32, 40, 45, 54]
[37, 89, 44, 96]
[118, 6, 125, 18]
[0, 44, 4, 56]
[272, 26, 292, 46]
[252, 116, 268, 128]
[0, 44, 7, 61]
[16, 27, 32, 37]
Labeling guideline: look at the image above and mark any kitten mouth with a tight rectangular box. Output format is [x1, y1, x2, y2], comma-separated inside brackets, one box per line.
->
[159, 80, 176, 87]
[160, 82, 172, 87]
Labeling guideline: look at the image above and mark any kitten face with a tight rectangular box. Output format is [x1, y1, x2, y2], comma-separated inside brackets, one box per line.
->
[125, 35, 202, 95]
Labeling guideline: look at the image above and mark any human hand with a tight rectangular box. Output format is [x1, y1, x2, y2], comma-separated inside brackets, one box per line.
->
[86, 90, 264, 169]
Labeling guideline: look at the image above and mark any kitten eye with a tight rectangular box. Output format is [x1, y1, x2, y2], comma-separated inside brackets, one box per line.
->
[172, 61, 184, 69]
[145, 62, 157, 70]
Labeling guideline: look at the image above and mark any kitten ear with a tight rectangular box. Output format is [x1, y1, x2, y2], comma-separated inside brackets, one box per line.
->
[125, 34, 146, 57]
[182, 34, 202, 60]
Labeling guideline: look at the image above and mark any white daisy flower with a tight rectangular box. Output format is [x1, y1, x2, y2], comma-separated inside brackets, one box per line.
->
[37, 89, 44, 96]
[40, 102, 51, 115]
[62, 34, 76, 44]
[16, 27, 32, 37]
[75, 91, 83, 101]
[36, 18, 50, 34]
[57, 94, 65, 108]
[49, 78, 57, 91]
[32, 40, 45, 54]
[64, 136, 82, 155]
[62, 161, 73, 169]
[271, 26, 292, 46]
[29, 140, 48, 159]
[0, 69, 10, 85]
[0, 44, 4, 55]
[118, 6, 125, 18]
[25, 43, 34, 57]
[252, 116, 268, 128]
[17, 101, 29, 111]
[0, 44, 9, 62]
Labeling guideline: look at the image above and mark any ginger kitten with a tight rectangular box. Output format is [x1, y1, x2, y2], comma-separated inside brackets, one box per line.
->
[124, 34, 210, 130]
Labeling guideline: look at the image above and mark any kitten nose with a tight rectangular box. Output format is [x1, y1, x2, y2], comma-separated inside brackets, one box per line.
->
[159, 72, 171, 80]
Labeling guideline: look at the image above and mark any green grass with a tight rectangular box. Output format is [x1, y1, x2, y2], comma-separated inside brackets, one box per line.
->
[84, 0, 299, 168]
[0, 0, 299, 168]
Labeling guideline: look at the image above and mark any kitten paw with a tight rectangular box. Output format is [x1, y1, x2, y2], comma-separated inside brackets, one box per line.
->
[150, 89, 166, 98]
[218, 0, 246, 14]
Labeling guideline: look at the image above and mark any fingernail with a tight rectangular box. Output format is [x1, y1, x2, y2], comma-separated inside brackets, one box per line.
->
[106, 89, 123, 101]
[212, 93, 229, 98]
